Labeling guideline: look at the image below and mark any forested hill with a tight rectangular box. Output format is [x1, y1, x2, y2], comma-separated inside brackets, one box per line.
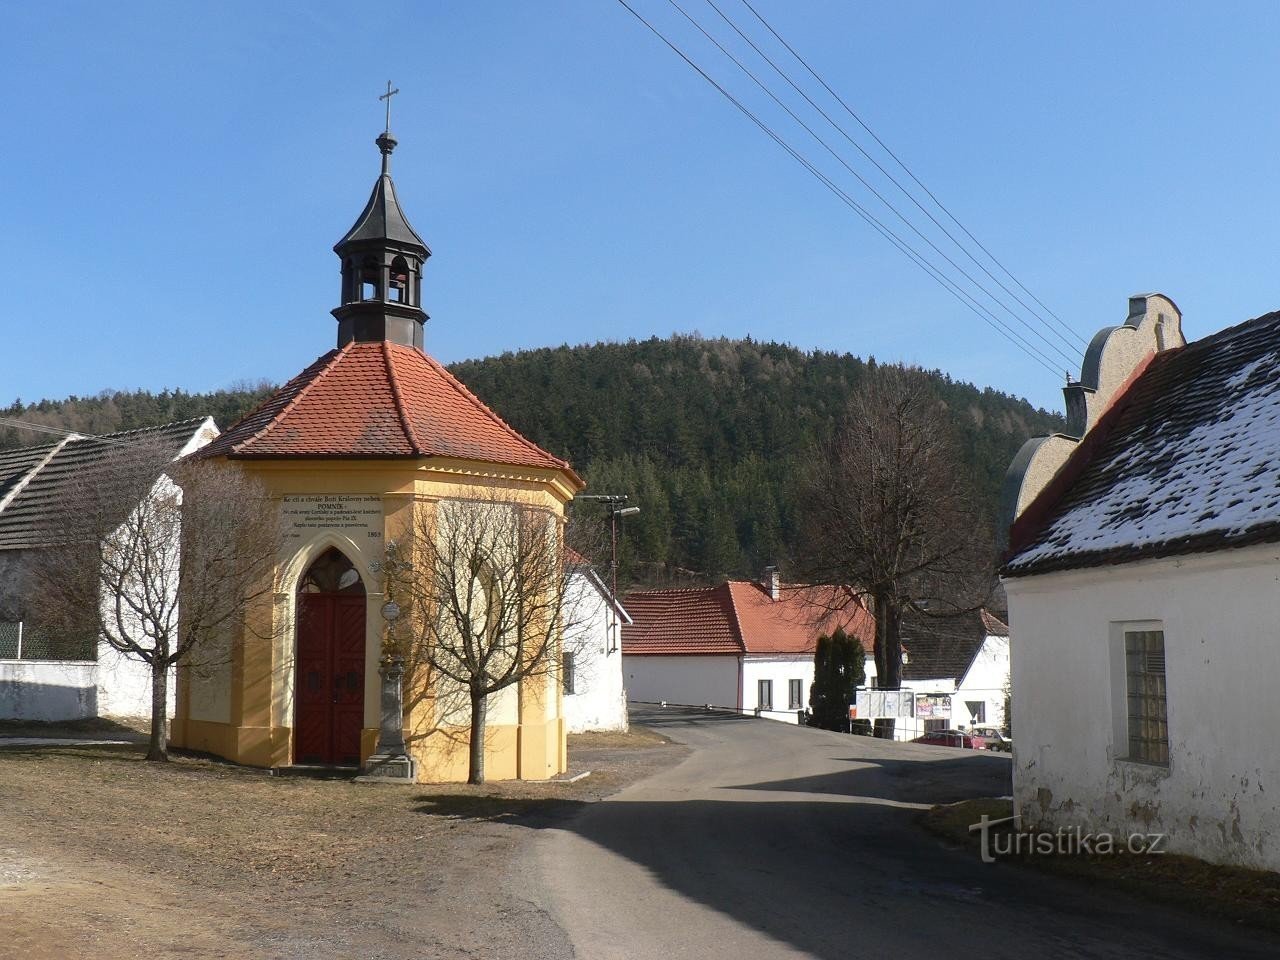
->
[459, 336, 1062, 584]
[1, 336, 1062, 585]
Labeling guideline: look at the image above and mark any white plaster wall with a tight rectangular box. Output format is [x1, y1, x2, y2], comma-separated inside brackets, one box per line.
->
[96, 641, 175, 718]
[741, 655, 814, 724]
[1006, 543, 1280, 872]
[623, 654, 740, 709]
[562, 572, 627, 733]
[95, 421, 217, 722]
[955, 635, 1009, 731]
[0, 660, 97, 721]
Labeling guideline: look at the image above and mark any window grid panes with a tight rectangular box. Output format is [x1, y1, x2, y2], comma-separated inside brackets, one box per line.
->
[758, 679, 772, 711]
[788, 679, 803, 710]
[1125, 629, 1168, 765]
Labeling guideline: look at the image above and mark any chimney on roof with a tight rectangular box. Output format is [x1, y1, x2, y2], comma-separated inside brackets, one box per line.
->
[762, 565, 780, 601]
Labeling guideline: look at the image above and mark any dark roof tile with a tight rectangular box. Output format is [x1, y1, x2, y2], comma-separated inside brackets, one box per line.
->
[1006, 310, 1280, 575]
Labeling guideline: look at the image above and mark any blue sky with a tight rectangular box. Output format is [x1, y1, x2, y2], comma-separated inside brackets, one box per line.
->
[3, 1, 1279, 413]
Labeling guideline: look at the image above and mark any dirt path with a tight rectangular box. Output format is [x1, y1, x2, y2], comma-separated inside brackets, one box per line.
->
[0, 731, 682, 960]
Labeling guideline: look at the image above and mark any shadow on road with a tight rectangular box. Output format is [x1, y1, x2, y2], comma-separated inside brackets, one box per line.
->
[726, 753, 1012, 805]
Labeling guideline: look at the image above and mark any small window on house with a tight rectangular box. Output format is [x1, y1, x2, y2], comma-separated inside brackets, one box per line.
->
[758, 678, 773, 711]
[563, 652, 576, 695]
[789, 678, 803, 710]
[965, 700, 986, 724]
[1125, 629, 1168, 765]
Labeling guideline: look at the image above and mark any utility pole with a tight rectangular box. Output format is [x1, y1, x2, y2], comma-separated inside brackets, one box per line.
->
[575, 494, 640, 647]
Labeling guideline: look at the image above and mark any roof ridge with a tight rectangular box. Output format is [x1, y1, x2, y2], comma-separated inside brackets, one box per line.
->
[0, 435, 73, 515]
[1182, 308, 1280, 355]
[383, 340, 424, 454]
[415, 348, 572, 470]
[227, 346, 347, 454]
[720, 582, 748, 653]
[94, 417, 209, 440]
[625, 586, 720, 597]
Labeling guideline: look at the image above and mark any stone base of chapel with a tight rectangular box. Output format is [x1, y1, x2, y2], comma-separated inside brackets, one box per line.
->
[169, 716, 567, 783]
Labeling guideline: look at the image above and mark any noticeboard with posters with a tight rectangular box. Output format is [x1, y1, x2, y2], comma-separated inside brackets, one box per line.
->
[853, 687, 916, 720]
[914, 693, 952, 719]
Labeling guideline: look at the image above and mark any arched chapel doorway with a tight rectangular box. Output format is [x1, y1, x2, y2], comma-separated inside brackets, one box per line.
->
[294, 547, 366, 765]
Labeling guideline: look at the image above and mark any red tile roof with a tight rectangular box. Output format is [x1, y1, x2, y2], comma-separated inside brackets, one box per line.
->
[622, 581, 874, 657]
[622, 585, 743, 655]
[980, 609, 1009, 637]
[198, 341, 581, 482]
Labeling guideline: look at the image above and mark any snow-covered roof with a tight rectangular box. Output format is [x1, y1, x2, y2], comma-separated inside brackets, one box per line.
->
[1006, 309, 1280, 575]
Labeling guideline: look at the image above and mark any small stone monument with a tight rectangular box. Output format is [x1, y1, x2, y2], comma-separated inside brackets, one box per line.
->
[360, 593, 415, 781]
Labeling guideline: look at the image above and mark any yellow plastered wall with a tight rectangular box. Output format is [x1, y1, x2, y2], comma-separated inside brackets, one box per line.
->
[171, 456, 576, 782]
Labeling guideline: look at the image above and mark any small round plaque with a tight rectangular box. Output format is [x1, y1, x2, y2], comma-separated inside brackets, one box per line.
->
[380, 600, 401, 622]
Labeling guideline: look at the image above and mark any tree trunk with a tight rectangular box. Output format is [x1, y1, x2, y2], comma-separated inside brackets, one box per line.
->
[467, 687, 487, 784]
[872, 592, 902, 740]
[146, 662, 169, 762]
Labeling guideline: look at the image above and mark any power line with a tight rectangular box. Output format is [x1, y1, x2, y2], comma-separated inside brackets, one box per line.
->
[650, 0, 1080, 371]
[736, 0, 1088, 351]
[0, 417, 134, 446]
[699, 0, 1085, 360]
[663, 0, 1082, 371]
[613, 0, 1067, 378]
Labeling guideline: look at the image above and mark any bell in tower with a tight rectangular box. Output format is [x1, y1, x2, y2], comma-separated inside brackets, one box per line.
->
[331, 90, 431, 350]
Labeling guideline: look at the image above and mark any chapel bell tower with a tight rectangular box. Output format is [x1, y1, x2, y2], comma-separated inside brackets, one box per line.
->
[331, 96, 431, 351]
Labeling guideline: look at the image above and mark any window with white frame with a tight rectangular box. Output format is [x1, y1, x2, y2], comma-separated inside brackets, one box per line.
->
[788, 678, 803, 710]
[758, 678, 773, 711]
[1124, 629, 1168, 765]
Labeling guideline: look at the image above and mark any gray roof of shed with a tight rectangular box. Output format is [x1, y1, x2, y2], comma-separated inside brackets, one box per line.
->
[900, 609, 1005, 683]
[0, 420, 208, 550]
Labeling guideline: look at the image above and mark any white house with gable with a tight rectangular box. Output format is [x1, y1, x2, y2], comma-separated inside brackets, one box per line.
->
[0, 419, 218, 721]
[622, 571, 875, 724]
[1002, 292, 1280, 872]
[893, 609, 1010, 741]
[561, 555, 630, 733]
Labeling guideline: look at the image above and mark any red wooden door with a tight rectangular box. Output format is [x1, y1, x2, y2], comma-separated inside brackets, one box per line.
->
[295, 593, 366, 765]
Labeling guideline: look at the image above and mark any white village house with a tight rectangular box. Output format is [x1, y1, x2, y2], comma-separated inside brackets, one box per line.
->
[622, 571, 875, 724]
[0, 419, 217, 721]
[1002, 293, 1280, 872]
[894, 609, 1010, 741]
[561, 554, 630, 733]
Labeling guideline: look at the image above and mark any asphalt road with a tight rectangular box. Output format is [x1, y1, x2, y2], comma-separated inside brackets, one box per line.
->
[533, 705, 1280, 960]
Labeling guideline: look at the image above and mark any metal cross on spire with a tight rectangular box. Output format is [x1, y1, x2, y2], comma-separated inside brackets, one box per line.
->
[379, 81, 400, 136]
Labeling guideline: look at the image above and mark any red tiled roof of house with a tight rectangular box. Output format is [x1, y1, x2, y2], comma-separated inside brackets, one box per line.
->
[622, 580, 874, 656]
[197, 341, 581, 483]
[621, 585, 743, 655]
[980, 609, 1009, 637]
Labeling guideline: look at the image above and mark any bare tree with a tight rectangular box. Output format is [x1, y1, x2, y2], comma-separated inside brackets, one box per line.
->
[26, 440, 283, 760]
[385, 489, 590, 784]
[794, 367, 993, 737]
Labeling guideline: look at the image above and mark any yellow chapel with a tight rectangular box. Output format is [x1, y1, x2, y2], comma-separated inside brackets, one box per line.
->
[169, 120, 583, 782]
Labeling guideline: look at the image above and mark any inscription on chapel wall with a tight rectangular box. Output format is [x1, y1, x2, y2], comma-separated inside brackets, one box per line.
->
[282, 494, 384, 546]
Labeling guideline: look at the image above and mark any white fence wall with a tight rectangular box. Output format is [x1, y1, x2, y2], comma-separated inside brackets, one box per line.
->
[0, 660, 97, 721]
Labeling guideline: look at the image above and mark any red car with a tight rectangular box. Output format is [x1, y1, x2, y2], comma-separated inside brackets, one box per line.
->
[911, 729, 987, 750]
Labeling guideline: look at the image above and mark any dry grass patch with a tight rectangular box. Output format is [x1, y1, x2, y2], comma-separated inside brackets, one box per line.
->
[569, 727, 671, 750]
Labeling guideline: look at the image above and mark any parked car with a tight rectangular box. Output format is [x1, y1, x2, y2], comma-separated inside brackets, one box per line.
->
[972, 726, 1012, 752]
[911, 729, 986, 750]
